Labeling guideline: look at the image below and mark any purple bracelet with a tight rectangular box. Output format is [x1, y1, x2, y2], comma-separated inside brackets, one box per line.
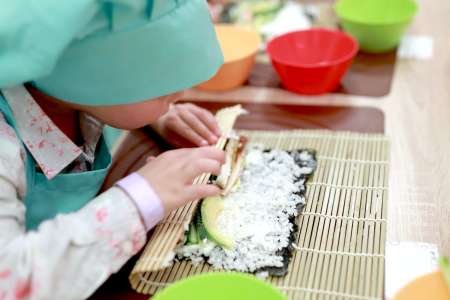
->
[116, 172, 165, 231]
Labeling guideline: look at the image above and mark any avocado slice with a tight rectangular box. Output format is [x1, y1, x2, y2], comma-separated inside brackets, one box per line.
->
[201, 196, 234, 250]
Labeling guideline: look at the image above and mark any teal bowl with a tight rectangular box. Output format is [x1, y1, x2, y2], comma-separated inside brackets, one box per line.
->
[335, 0, 418, 53]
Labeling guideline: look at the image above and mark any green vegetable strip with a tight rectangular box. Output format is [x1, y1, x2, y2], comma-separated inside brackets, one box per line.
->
[187, 223, 198, 245]
[195, 211, 208, 241]
[439, 257, 450, 292]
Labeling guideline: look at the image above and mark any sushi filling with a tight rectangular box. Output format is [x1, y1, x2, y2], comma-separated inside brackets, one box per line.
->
[176, 144, 316, 275]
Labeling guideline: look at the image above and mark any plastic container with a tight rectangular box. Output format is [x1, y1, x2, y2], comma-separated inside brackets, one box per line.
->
[196, 24, 261, 91]
[152, 272, 286, 300]
[393, 270, 450, 300]
[266, 28, 358, 95]
[335, 0, 418, 53]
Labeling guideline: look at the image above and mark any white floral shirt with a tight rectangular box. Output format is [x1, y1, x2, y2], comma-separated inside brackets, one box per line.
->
[0, 88, 147, 299]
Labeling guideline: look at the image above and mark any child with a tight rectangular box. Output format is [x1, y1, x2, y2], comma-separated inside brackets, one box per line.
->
[0, 1, 225, 299]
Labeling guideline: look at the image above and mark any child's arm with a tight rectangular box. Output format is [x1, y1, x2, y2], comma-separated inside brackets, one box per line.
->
[0, 115, 223, 299]
[0, 115, 146, 299]
[151, 103, 222, 148]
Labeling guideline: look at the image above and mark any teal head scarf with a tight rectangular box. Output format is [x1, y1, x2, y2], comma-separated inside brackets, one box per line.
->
[0, 0, 223, 106]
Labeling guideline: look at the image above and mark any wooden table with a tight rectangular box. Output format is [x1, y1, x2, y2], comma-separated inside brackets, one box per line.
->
[93, 0, 450, 297]
[184, 0, 450, 256]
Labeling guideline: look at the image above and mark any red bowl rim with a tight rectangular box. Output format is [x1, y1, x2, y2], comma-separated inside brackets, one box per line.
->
[266, 28, 359, 69]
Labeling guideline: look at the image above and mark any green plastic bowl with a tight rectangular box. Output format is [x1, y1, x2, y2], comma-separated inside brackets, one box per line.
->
[335, 0, 418, 53]
[152, 272, 287, 300]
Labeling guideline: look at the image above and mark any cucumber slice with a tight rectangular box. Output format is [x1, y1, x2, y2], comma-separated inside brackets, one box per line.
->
[195, 211, 208, 241]
[201, 196, 234, 249]
[186, 223, 198, 245]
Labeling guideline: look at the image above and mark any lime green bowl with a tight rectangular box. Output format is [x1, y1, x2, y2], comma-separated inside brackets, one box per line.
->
[335, 0, 418, 53]
[152, 272, 286, 300]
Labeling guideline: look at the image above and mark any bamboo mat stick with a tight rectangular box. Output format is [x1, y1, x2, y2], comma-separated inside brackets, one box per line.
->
[360, 138, 376, 297]
[378, 139, 389, 296]
[355, 136, 371, 296]
[369, 138, 383, 298]
[333, 138, 357, 299]
[341, 136, 361, 295]
[153, 264, 168, 290]
[343, 136, 366, 295]
[306, 133, 342, 300]
[334, 134, 366, 299]
[364, 142, 376, 298]
[291, 133, 324, 300]
[356, 139, 371, 296]
[144, 267, 159, 294]
[311, 134, 337, 300]
[337, 132, 361, 300]
[371, 137, 383, 297]
[374, 137, 385, 296]
[313, 132, 349, 300]
[322, 133, 352, 300]
[296, 136, 333, 298]
[353, 136, 370, 295]
[372, 140, 382, 296]
[179, 262, 193, 281]
[373, 138, 384, 297]
[161, 261, 181, 290]
[336, 147, 357, 300]
[299, 136, 335, 299]
[381, 142, 389, 292]
[360, 137, 374, 296]
[322, 132, 350, 299]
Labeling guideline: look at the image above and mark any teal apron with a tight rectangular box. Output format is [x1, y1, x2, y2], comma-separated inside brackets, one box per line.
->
[0, 91, 111, 231]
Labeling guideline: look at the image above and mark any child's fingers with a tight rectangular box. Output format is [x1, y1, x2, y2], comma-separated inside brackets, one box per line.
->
[190, 105, 222, 137]
[160, 147, 224, 163]
[186, 158, 222, 181]
[192, 146, 225, 164]
[179, 109, 217, 144]
[170, 116, 208, 146]
[186, 184, 222, 202]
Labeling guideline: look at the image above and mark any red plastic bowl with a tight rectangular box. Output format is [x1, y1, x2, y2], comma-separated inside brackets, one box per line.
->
[266, 28, 359, 95]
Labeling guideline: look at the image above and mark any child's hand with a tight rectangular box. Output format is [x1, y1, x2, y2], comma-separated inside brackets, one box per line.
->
[137, 147, 225, 213]
[151, 103, 221, 148]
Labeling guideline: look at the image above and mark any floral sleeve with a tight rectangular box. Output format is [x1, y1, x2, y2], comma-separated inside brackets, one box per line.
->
[0, 114, 147, 299]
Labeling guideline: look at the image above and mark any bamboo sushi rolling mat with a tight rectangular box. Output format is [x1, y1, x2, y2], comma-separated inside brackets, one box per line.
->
[130, 129, 389, 300]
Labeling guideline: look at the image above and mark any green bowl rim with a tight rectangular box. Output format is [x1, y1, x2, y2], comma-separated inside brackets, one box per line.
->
[334, 0, 418, 26]
[152, 272, 286, 300]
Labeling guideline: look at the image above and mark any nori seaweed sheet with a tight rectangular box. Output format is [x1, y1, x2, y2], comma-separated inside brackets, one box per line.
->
[260, 149, 317, 276]
[185, 149, 317, 276]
